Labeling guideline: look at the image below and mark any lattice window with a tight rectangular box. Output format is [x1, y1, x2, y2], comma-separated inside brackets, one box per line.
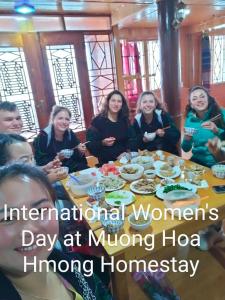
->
[45, 45, 85, 131]
[0, 47, 39, 136]
[147, 40, 161, 90]
[84, 34, 117, 114]
[210, 35, 225, 83]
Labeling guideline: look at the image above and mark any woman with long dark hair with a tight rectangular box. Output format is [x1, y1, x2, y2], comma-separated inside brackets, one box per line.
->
[86, 90, 137, 165]
[133, 91, 180, 154]
[182, 85, 225, 167]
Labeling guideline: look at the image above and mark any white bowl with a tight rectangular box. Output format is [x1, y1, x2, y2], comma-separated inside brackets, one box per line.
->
[184, 127, 197, 136]
[120, 164, 144, 181]
[164, 192, 200, 217]
[211, 164, 225, 179]
[69, 174, 96, 196]
[144, 169, 156, 179]
[131, 156, 154, 170]
[128, 212, 152, 231]
[144, 132, 156, 141]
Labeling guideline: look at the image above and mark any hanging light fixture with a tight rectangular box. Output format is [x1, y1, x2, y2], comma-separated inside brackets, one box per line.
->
[172, 1, 190, 29]
[14, 0, 36, 14]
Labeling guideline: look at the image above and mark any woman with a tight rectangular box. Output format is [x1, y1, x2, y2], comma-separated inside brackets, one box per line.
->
[86, 90, 137, 165]
[34, 105, 88, 173]
[0, 133, 66, 183]
[0, 163, 112, 300]
[133, 91, 180, 154]
[182, 85, 225, 167]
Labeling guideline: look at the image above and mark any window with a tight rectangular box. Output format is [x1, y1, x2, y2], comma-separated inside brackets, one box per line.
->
[0, 47, 39, 137]
[210, 35, 225, 83]
[46, 44, 86, 132]
[85, 34, 117, 114]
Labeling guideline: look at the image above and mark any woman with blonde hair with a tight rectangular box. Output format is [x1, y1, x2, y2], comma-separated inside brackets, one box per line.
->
[133, 91, 180, 154]
[34, 105, 88, 172]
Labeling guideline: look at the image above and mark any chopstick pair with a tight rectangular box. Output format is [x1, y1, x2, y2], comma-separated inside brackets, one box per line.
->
[209, 114, 221, 122]
[162, 126, 171, 130]
[73, 141, 90, 149]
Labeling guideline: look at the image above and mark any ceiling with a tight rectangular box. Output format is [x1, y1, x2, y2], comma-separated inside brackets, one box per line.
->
[1, 0, 225, 29]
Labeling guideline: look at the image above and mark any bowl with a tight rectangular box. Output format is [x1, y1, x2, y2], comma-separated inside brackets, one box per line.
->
[144, 169, 156, 179]
[59, 149, 74, 159]
[144, 132, 156, 141]
[128, 212, 152, 231]
[164, 191, 200, 217]
[87, 184, 105, 203]
[69, 174, 96, 196]
[100, 213, 124, 234]
[211, 164, 225, 179]
[131, 156, 154, 170]
[120, 163, 144, 181]
[184, 127, 197, 136]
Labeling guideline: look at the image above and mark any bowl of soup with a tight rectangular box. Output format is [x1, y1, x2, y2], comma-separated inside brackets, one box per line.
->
[128, 212, 152, 231]
[120, 164, 144, 181]
[69, 174, 96, 196]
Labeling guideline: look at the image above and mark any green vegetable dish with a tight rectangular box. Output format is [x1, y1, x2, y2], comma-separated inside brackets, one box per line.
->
[163, 184, 191, 194]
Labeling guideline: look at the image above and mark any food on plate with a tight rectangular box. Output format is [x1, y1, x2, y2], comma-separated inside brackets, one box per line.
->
[100, 163, 120, 176]
[159, 163, 174, 177]
[130, 215, 148, 225]
[132, 179, 156, 193]
[122, 166, 138, 174]
[163, 184, 191, 194]
[100, 176, 125, 191]
[189, 164, 205, 175]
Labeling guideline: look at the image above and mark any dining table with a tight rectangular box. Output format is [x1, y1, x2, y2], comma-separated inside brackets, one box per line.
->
[61, 151, 225, 300]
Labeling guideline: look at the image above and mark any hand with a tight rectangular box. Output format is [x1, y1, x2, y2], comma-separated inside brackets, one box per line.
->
[156, 128, 165, 137]
[47, 168, 68, 183]
[201, 121, 218, 133]
[43, 158, 62, 173]
[77, 143, 86, 154]
[183, 133, 193, 141]
[207, 137, 223, 160]
[102, 137, 116, 146]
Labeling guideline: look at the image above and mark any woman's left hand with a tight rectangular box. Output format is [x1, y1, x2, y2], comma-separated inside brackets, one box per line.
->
[201, 121, 218, 133]
[77, 143, 87, 154]
[156, 128, 165, 137]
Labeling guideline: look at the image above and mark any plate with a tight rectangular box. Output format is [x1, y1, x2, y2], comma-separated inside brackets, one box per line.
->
[130, 179, 156, 194]
[154, 161, 181, 179]
[156, 182, 197, 200]
[105, 190, 135, 206]
[79, 167, 102, 180]
[100, 176, 126, 192]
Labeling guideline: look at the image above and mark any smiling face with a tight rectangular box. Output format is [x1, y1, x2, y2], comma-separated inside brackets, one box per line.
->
[140, 94, 157, 115]
[52, 110, 70, 133]
[190, 89, 209, 113]
[108, 93, 123, 115]
[0, 176, 58, 275]
[8, 142, 35, 165]
[0, 109, 23, 134]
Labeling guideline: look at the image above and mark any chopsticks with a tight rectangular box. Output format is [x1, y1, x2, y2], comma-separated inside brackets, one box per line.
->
[73, 141, 90, 149]
[209, 114, 221, 122]
[162, 126, 171, 130]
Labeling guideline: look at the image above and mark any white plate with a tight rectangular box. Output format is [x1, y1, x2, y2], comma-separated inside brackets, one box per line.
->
[105, 190, 135, 206]
[156, 182, 197, 200]
[101, 177, 126, 192]
[79, 167, 102, 180]
[154, 161, 181, 179]
[130, 179, 156, 195]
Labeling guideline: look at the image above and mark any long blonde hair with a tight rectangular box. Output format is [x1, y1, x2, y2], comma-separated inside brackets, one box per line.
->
[136, 91, 165, 114]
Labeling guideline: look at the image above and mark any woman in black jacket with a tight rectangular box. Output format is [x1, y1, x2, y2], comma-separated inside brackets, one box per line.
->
[34, 105, 88, 173]
[86, 90, 137, 166]
[133, 91, 180, 154]
[0, 164, 112, 300]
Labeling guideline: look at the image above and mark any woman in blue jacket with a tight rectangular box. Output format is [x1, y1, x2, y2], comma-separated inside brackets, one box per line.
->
[182, 85, 225, 167]
[133, 91, 180, 154]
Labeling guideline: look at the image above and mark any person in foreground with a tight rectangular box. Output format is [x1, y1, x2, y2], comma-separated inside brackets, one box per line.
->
[182, 85, 225, 167]
[0, 163, 112, 300]
[34, 105, 88, 173]
[133, 91, 180, 154]
[86, 90, 137, 166]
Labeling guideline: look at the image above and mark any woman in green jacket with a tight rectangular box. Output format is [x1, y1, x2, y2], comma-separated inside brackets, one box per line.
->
[182, 85, 225, 167]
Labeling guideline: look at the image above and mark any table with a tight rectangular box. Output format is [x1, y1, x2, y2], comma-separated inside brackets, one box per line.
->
[61, 151, 225, 300]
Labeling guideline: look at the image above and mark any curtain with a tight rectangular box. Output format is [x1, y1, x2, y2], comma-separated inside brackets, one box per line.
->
[201, 35, 211, 89]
